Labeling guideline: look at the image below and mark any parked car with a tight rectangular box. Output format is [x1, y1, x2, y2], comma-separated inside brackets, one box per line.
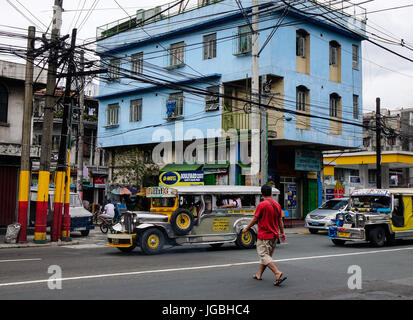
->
[305, 198, 349, 234]
[29, 188, 94, 236]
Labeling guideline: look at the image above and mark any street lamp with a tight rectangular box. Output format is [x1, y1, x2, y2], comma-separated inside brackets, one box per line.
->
[268, 115, 292, 138]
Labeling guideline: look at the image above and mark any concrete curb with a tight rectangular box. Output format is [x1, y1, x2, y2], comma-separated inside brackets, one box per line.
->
[0, 240, 80, 249]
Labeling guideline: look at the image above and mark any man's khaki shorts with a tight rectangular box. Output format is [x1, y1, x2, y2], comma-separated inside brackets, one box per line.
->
[256, 238, 277, 265]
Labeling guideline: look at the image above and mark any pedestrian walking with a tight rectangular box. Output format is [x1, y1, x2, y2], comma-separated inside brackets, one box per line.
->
[242, 185, 287, 286]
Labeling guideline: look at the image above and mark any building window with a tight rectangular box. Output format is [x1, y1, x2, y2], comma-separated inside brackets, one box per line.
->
[166, 92, 183, 119]
[205, 85, 220, 111]
[329, 41, 340, 66]
[296, 30, 308, 58]
[108, 58, 120, 81]
[0, 83, 8, 123]
[330, 93, 341, 118]
[131, 52, 143, 75]
[353, 94, 359, 119]
[169, 41, 185, 67]
[106, 103, 119, 126]
[296, 86, 309, 112]
[203, 33, 217, 60]
[237, 25, 252, 54]
[368, 169, 376, 184]
[363, 137, 370, 148]
[352, 45, 359, 70]
[130, 99, 142, 122]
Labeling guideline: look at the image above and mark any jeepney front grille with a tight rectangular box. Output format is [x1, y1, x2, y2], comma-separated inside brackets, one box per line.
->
[123, 213, 133, 233]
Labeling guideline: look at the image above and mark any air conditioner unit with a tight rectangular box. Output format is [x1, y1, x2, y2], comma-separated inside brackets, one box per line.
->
[136, 9, 144, 25]
[144, 6, 161, 24]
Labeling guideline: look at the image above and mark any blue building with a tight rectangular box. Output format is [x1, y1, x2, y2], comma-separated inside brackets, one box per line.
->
[95, 0, 367, 218]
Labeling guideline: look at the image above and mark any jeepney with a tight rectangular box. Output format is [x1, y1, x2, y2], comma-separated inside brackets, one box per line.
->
[107, 185, 280, 254]
[329, 188, 413, 247]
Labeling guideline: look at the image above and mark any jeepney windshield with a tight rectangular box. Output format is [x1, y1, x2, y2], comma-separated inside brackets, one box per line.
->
[350, 195, 391, 213]
[151, 197, 176, 208]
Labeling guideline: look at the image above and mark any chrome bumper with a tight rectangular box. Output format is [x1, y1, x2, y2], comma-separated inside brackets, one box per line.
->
[328, 226, 366, 241]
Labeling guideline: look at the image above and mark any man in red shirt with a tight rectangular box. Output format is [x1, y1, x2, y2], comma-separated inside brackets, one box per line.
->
[242, 185, 287, 286]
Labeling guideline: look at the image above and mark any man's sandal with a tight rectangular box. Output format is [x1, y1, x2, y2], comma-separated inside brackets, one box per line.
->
[274, 273, 287, 286]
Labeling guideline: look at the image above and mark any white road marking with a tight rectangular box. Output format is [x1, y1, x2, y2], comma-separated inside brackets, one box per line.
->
[1, 246, 413, 287]
[0, 258, 42, 263]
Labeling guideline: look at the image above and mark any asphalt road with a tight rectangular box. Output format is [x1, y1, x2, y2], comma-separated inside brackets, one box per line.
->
[0, 229, 413, 301]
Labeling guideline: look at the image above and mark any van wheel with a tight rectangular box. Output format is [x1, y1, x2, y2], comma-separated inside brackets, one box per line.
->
[140, 228, 165, 255]
[80, 230, 90, 236]
[236, 230, 256, 249]
[369, 226, 386, 247]
[170, 209, 194, 235]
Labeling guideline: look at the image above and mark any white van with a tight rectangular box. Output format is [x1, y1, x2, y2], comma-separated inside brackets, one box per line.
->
[29, 188, 94, 236]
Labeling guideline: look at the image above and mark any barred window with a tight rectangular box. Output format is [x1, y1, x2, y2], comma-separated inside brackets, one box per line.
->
[108, 58, 120, 81]
[296, 86, 309, 112]
[330, 93, 340, 118]
[203, 33, 217, 60]
[352, 45, 359, 70]
[131, 52, 143, 75]
[170, 41, 185, 67]
[238, 26, 252, 54]
[106, 103, 119, 126]
[329, 41, 340, 66]
[166, 92, 183, 119]
[296, 30, 308, 58]
[130, 98, 142, 122]
[353, 94, 359, 119]
[0, 83, 8, 123]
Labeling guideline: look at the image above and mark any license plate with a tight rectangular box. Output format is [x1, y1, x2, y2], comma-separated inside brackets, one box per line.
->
[338, 232, 350, 238]
[311, 222, 320, 226]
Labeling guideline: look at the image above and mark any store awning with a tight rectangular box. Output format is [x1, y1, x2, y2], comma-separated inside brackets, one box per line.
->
[237, 162, 251, 169]
[202, 162, 229, 170]
[159, 163, 203, 172]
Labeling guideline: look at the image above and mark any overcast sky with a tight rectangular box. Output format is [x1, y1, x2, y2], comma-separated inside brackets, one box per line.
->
[1, 0, 413, 112]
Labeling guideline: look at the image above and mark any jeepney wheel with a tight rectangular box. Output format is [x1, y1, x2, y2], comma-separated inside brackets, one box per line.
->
[368, 226, 386, 247]
[236, 229, 256, 249]
[140, 228, 165, 255]
[170, 209, 194, 235]
[332, 239, 346, 246]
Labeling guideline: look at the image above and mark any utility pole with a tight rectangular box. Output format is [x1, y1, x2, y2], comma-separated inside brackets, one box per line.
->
[51, 28, 77, 242]
[17, 26, 36, 243]
[250, 0, 260, 186]
[260, 74, 268, 185]
[376, 97, 382, 189]
[34, 0, 63, 244]
[76, 50, 85, 201]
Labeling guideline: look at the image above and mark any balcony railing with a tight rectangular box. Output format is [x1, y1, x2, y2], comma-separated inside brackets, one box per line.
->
[97, 0, 224, 40]
[222, 111, 250, 131]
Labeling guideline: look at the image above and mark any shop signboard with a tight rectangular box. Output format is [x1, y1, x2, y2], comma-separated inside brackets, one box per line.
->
[94, 177, 106, 188]
[295, 149, 321, 171]
[159, 170, 204, 187]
